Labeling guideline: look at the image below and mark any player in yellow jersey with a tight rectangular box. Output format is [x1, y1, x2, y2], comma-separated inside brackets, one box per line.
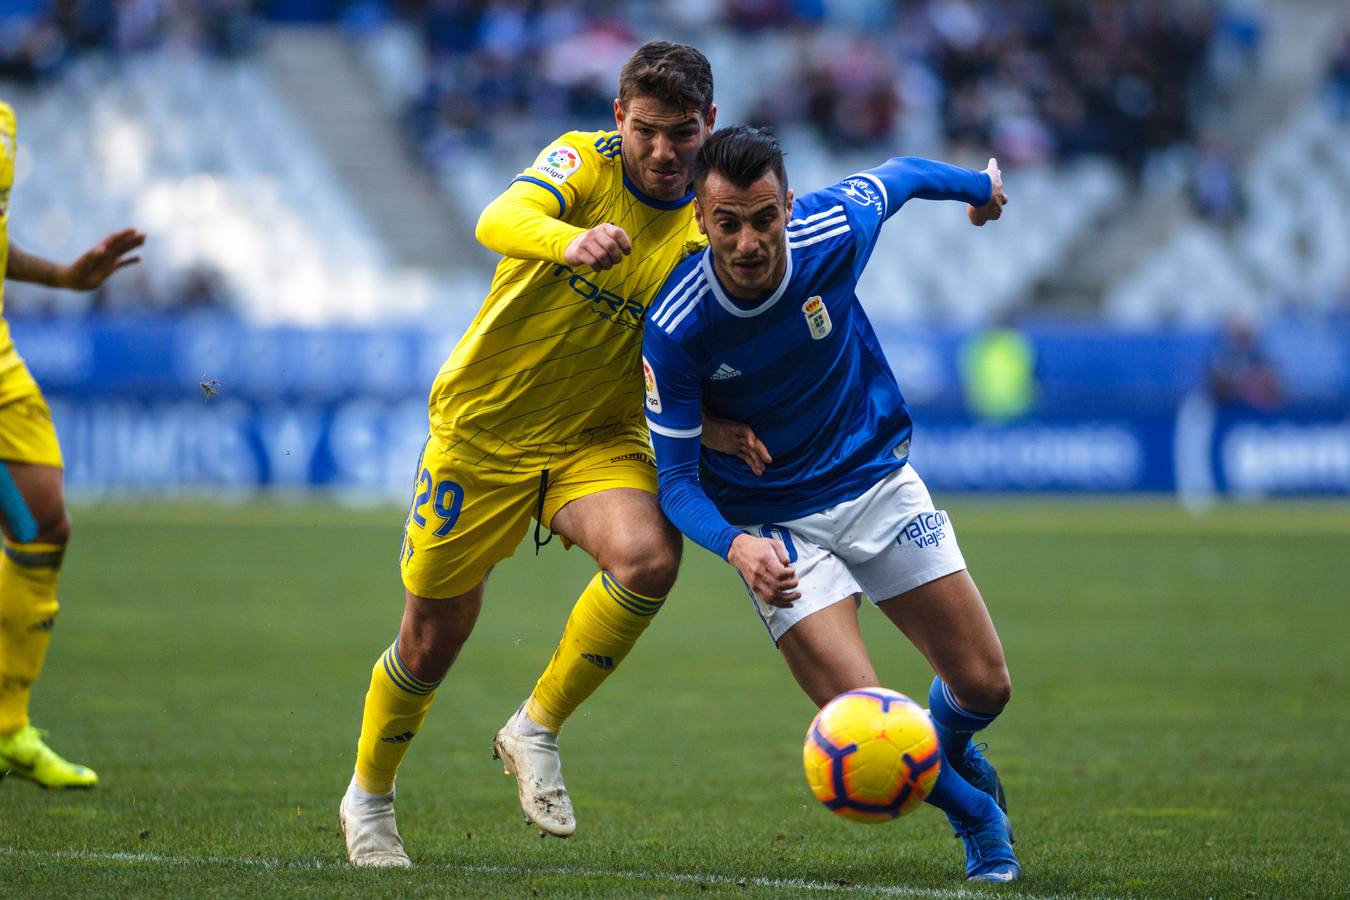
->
[339, 41, 747, 867]
[0, 100, 146, 788]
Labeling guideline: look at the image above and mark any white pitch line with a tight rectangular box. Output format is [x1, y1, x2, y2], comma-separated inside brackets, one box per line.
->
[0, 846, 1094, 899]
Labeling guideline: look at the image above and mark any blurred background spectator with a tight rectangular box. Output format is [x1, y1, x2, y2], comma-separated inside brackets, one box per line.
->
[1206, 315, 1283, 409]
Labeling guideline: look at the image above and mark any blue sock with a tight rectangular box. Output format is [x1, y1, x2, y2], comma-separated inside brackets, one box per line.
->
[924, 749, 996, 824]
[928, 675, 999, 762]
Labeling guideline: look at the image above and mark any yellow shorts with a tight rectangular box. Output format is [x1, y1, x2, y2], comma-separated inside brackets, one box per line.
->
[0, 388, 63, 469]
[399, 429, 658, 599]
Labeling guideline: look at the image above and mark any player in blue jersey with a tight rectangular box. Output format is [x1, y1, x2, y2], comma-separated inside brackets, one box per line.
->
[642, 126, 1019, 883]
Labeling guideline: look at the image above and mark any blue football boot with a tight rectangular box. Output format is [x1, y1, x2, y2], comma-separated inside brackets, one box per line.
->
[956, 804, 1021, 883]
[942, 741, 1013, 844]
[957, 741, 1007, 813]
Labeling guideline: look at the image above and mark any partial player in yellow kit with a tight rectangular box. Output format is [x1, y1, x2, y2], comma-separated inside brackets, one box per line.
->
[0, 100, 146, 788]
[339, 41, 723, 867]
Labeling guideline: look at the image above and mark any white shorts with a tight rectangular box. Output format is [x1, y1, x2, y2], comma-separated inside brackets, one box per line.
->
[733, 464, 967, 644]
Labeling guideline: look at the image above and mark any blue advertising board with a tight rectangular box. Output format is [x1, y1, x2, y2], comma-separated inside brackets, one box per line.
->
[9, 318, 1349, 498]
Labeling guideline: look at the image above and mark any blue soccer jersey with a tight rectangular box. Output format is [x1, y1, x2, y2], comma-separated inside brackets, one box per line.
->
[642, 156, 991, 559]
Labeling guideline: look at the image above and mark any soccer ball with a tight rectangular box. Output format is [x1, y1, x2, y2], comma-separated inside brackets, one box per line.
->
[803, 688, 942, 823]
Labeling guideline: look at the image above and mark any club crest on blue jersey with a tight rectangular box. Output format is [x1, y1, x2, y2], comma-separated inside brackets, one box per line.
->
[802, 296, 832, 340]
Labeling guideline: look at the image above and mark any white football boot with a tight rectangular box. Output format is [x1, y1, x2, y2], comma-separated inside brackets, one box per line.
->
[339, 779, 413, 868]
[492, 707, 576, 837]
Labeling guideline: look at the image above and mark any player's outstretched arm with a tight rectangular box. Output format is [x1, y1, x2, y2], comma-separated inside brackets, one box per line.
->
[967, 158, 1007, 227]
[861, 156, 1001, 221]
[7, 228, 146, 290]
[701, 410, 772, 476]
[727, 533, 800, 608]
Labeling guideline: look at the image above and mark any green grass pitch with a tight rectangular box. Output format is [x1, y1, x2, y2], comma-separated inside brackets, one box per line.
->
[0, 499, 1346, 897]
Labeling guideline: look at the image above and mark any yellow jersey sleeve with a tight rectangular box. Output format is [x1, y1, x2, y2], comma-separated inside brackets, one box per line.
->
[513, 131, 609, 217]
[474, 182, 584, 266]
[474, 131, 616, 266]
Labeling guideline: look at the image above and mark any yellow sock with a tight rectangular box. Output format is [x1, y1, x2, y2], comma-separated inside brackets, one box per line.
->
[353, 642, 440, 794]
[526, 570, 665, 733]
[0, 540, 64, 736]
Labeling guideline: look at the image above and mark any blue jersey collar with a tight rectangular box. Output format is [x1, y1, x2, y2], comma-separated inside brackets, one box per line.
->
[702, 242, 794, 318]
[621, 167, 695, 210]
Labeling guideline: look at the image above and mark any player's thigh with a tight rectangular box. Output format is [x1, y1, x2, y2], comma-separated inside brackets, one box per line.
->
[876, 570, 1009, 711]
[776, 595, 880, 708]
[0, 392, 68, 542]
[545, 436, 681, 588]
[398, 435, 537, 601]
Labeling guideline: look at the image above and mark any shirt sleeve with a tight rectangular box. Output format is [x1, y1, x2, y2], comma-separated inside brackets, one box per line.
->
[854, 156, 992, 221]
[473, 134, 606, 264]
[830, 156, 992, 275]
[642, 326, 744, 561]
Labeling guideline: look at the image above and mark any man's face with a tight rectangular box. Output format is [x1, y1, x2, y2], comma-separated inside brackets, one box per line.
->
[695, 170, 793, 299]
[614, 96, 715, 201]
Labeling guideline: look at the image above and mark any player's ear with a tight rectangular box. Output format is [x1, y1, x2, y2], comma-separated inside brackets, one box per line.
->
[613, 98, 625, 131]
[785, 189, 794, 219]
[693, 197, 707, 234]
[704, 103, 717, 134]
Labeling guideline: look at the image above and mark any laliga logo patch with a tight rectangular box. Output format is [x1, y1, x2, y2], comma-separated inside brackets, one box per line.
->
[802, 296, 832, 340]
[642, 356, 662, 413]
[0, 188, 8, 218]
[535, 145, 581, 184]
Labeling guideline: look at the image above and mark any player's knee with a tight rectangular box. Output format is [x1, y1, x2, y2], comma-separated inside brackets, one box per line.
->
[397, 627, 458, 682]
[400, 605, 475, 681]
[967, 667, 1011, 713]
[606, 537, 680, 599]
[35, 510, 71, 546]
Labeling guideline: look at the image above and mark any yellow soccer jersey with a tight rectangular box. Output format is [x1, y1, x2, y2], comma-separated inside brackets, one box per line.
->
[0, 101, 22, 402]
[429, 129, 705, 468]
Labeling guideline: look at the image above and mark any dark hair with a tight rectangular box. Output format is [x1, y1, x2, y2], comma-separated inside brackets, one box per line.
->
[618, 40, 714, 117]
[693, 125, 787, 196]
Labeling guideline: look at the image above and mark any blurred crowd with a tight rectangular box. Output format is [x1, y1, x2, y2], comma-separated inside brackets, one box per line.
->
[342, 0, 1263, 175]
[2, 0, 1346, 329]
[0, 0, 257, 80]
[1329, 32, 1350, 120]
[3, 263, 231, 320]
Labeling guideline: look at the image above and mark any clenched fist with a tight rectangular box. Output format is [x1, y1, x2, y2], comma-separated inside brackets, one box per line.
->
[565, 223, 632, 271]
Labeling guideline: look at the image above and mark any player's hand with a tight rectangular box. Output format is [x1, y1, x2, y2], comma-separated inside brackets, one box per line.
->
[728, 533, 800, 608]
[58, 228, 146, 291]
[564, 223, 632, 271]
[701, 412, 772, 476]
[968, 158, 1007, 226]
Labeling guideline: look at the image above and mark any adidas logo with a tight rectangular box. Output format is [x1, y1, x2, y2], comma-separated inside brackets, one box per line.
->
[380, 731, 416, 744]
[581, 652, 615, 671]
[710, 363, 742, 381]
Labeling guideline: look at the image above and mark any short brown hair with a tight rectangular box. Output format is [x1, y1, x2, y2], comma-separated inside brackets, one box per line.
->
[618, 40, 714, 117]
